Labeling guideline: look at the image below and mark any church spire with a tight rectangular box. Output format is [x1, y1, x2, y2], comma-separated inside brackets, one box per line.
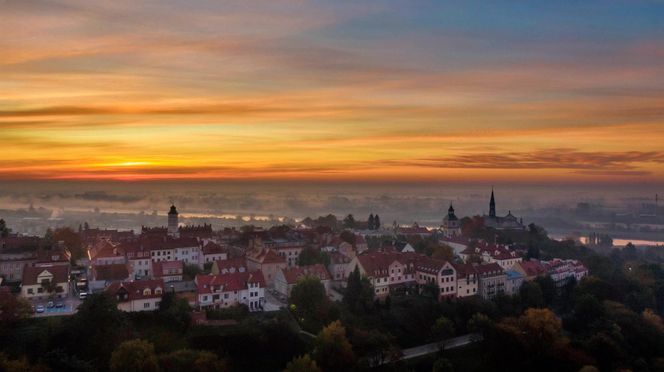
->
[489, 188, 496, 218]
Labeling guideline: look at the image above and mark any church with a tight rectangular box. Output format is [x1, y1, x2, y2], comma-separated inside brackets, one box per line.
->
[441, 203, 462, 237]
[483, 189, 525, 230]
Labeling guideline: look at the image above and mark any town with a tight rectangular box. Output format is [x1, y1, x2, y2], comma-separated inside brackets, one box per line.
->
[4, 189, 662, 372]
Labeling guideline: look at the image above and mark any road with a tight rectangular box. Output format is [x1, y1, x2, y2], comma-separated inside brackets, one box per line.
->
[400, 333, 481, 360]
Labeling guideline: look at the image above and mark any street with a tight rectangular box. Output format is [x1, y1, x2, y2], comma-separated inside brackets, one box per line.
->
[399, 333, 481, 361]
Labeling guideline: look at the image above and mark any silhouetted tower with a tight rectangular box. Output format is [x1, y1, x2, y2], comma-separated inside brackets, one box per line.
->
[489, 188, 496, 218]
[448, 203, 456, 220]
[168, 204, 179, 237]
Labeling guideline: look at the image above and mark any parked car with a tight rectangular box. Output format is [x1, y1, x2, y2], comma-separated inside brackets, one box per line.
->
[46, 301, 54, 308]
[35, 305, 45, 313]
[55, 302, 64, 308]
[79, 292, 88, 300]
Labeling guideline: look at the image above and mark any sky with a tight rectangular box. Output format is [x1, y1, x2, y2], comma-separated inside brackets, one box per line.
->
[1, 0, 664, 184]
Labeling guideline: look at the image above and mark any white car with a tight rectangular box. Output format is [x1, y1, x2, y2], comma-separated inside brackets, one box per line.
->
[79, 292, 88, 300]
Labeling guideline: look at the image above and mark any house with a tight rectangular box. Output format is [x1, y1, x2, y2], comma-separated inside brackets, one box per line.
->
[20, 265, 69, 300]
[152, 260, 184, 282]
[505, 270, 524, 296]
[415, 259, 457, 300]
[89, 240, 126, 266]
[200, 242, 228, 265]
[327, 251, 351, 283]
[542, 259, 588, 288]
[274, 264, 331, 297]
[195, 271, 265, 311]
[452, 262, 479, 298]
[90, 263, 130, 290]
[511, 260, 546, 281]
[118, 241, 152, 279]
[0, 251, 37, 282]
[459, 243, 522, 270]
[347, 251, 420, 299]
[270, 240, 305, 268]
[476, 263, 506, 300]
[246, 248, 287, 287]
[106, 279, 164, 312]
[211, 257, 247, 275]
[147, 237, 201, 267]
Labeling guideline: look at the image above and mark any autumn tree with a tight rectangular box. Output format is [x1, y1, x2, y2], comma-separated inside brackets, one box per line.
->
[290, 276, 328, 331]
[284, 354, 321, 372]
[109, 339, 158, 372]
[158, 349, 228, 372]
[431, 316, 455, 352]
[343, 266, 374, 314]
[313, 321, 355, 371]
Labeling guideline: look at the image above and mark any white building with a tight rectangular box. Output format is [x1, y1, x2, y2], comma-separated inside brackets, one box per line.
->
[195, 271, 266, 312]
[107, 279, 164, 312]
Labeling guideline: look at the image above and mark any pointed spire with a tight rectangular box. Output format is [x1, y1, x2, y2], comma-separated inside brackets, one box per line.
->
[489, 187, 496, 218]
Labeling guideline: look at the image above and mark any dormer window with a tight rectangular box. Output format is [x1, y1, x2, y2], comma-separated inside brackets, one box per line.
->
[155, 287, 162, 295]
[143, 288, 152, 296]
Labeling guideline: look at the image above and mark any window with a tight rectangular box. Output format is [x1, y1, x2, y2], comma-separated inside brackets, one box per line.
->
[144, 302, 150, 309]
[28, 288, 34, 294]
[143, 288, 152, 296]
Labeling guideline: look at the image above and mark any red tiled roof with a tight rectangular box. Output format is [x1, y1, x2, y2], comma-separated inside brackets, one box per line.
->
[356, 251, 424, 277]
[202, 242, 228, 255]
[107, 279, 165, 302]
[214, 257, 247, 272]
[22, 265, 69, 286]
[152, 260, 183, 277]
[517, 260, 546, 277]
[281, 264, 331, 285]
[195, 270, 265, 294]
[475, 263, 504, 277]
[248, 248, 286, 264]
[451, 262, 477, 279]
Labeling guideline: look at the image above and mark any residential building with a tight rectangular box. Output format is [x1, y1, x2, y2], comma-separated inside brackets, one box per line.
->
[505, 270, 525, 296]
[327, 251, 351, 283]
[452, 262, 479, 298]
[200, 242, 228, 265]
[542, 259, 588, 288]
[476, 263, 506, 300]
[195, 271, 265, 311]
[415, 259, 457, 300]
[20, 265, 69, 300]
[246, 247, 287, 287]
[152, 260, 184, 282]
[274, 264, 331, 297]
[512, 260, 546, 281]
[211, 257, 247, 275]
[107, 279, 164, 312]
[90, 263, 130, 290]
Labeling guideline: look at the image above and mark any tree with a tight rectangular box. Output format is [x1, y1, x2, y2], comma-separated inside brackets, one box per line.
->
[431, 245, 454, 261]
[159, 349, 228, 372]
[534, 276, 556, 306]
[432, 358, 454, 372]
[519, 281, 544, 309]
[343, 266, 374, 314]
[297, 247, 329, 266]
[0, 293, 32, 323]
[368, 214, 375, 230]
[290, 277, 328, 331]
[53, 227, 83, 259]
[284, 354, 321, 372]
[109, 339, 158, 372]
[313, 321, 355, 371]
[183, 264, 202, 280]
[343, 214, 356, 229]
[0, 219, 9, 238]
[374, 214, 381, 230]
[431, 316, 455, 352]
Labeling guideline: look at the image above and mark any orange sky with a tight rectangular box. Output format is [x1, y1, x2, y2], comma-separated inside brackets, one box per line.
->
[1, 1, 664, 184]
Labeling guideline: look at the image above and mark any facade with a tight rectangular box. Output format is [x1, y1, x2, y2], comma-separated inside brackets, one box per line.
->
[327, 251, 351, 283]
[274, 264, 331, 297]
[441, 203, 462, 237]
[152, 260, 184, 282]
[459, 243, 522, 270]
[476, 263, 506, 300]
[415, 259, 457, 300]
[107, 279, 164, 312]
[483, 189, 525, 230]
[0, 251, 36, 282]
[200, 242, 228, 265]
[542, 259, 588, 288]
[168, 205, 179, 237]
[20, 265, 69, 299]
[195, 271, 265, 311]
[452, 262, 479, 298]
[512, 260, 546, 281]
[505, 270, 525, 296]
[246, 248, 287, 287]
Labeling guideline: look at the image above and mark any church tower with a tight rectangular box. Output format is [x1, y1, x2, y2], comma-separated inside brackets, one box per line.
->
[489, 189, 496, 218]
[168, 204, 179, 237]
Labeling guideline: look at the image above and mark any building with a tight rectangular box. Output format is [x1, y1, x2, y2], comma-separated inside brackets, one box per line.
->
[452, 262, 479, 298]
[270, 240, 305, 268]
[542, 259, 588, 288]
[442, 203, 462, 237]
[195, 271, 265, 311]
[90, 263, 130, 290]
[512, 260, 546, 281]
[327, 251, 351, 284]
[118, 241, 152, 279]
[89, 240, 126, 266]
[20, 265, 69, 300]
[152, 260, 184, 282]
[483, 189, 525, 230]
[476, 263, 506, 300]
[200, 242, 228, 266]
[168, 205, 179, 237]
[274, 264, 331, 297]
[415, 258, 457, 300]
[107, 279, 164, 312]
[246, 247, 287, 287]
[347, 251, 419, 298]
[459, 242, 522, 270]
[211, 257, 247, 275]
[0, 250, 37, 282]
[505, 270, 524, 296]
